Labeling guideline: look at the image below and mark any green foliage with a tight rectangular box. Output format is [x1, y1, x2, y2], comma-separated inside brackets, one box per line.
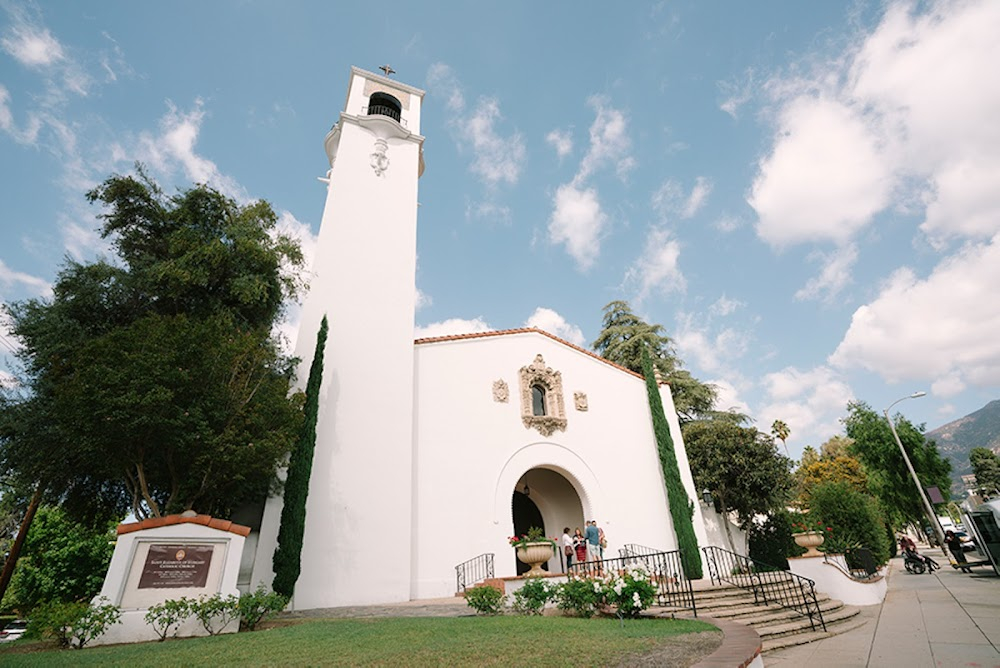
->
[237, 585, 288, 631]
[807, 481, 890, 565]
[641, 348, 702, 579]
[144, 597, 193, 641]
[508, 526, 556, 548]
[683, 417, 794, 552]
[969, 447, 1000, 496]
[510, 577, 552, 615]
[191, 593, 240, 635]
[555, 578, 603, 618]
[29, 598, 120, 649]
[1, 170, 305, 522]
[273, 316, 328, 598]
[602, 567, 658, 618]
[593, 301, 716, 420]
[748, 510, 800, 570]
[2, 506, 114, 614]
[463, 584, 506, 615]
[844, 401, 952, 529]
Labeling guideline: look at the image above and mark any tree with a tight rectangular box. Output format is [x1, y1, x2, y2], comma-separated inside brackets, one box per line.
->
[1, 506, 114, 614]
[807, 481, 891, 565]
[843, 401, 952, 529]
[273, 316, 328, 598]
[771, 420, 790, 457]
[592, 301, 716, 420]
[641, 348, 701, 579]
[683, 418, 794, 552]
[969, 447, 1000, 496]
[1, 169, 305, 524]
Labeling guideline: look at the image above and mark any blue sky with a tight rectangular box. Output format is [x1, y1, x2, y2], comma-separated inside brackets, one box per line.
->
[1, 1, 998, 459]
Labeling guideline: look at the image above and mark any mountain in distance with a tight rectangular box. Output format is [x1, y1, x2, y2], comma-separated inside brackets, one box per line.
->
[926, 399, 1000, 497]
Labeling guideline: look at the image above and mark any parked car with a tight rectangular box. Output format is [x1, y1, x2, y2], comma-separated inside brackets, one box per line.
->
[953, 531, 977, 552]
[0, 619, 27, 643]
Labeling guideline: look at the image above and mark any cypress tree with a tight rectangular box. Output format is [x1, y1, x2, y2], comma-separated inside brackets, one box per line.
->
[272, 316, 328, 597]
[641, 346, 703, 579]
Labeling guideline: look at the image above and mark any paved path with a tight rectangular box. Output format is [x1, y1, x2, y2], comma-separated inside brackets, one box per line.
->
[766, 555, 1000, 667]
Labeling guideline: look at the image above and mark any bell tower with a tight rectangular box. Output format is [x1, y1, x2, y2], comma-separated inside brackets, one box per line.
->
[253, 67, 425, 608]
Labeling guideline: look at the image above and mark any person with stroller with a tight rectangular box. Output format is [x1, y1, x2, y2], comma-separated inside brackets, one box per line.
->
[900, 534, 939, 574]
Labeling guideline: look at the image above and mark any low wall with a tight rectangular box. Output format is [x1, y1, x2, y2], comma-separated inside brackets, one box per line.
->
[787, 555, 887, 606]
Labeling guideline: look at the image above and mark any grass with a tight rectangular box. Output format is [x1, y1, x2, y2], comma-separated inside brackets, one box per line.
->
[0, 615, 719, 667]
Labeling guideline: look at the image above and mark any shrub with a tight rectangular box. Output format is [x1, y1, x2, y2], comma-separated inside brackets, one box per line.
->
[602, 567, 657, 618]
[191, 593, 240, 635]
[511, 577, 552, 615]
[748, 509, 800, 569]
[238, 585, 289, 631]
[808, 481, 890, 565]
[464, 584, 506, 615]
[555, 577, 603, 618]
[67, 598, 121, 649]
[27, 600, 88, 647]
[144, 597, 193, 641]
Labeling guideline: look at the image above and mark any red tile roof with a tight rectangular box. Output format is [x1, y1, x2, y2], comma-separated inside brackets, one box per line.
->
[117, 513, 251, 537]
[414, 327, 659, 382]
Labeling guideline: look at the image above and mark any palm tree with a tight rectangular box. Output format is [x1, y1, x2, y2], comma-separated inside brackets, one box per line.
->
[771, 419, 790, 457]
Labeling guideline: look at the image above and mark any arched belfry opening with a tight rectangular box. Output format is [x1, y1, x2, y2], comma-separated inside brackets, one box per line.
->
[511, 468, 585, 575]
[367, 92, 402, 122]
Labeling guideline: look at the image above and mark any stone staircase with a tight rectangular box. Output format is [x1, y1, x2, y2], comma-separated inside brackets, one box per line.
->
[652, 580, 866, 653]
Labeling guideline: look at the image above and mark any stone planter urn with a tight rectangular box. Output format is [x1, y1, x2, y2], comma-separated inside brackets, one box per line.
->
[516, 541, 555, 576]
[793, 531, 825, 558]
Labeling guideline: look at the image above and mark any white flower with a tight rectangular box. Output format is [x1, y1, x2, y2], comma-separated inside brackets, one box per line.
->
[593, 582, 602, 593]
[614, 582, 624, 595]
[633, 592, 642, 605]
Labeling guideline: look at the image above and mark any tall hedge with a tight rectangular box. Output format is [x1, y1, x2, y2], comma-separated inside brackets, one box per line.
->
[641, 347, 702, 579]
[272, 316, 328, 597]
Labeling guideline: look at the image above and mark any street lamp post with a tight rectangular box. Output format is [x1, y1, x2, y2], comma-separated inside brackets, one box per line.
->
[883, 391, 948, 556]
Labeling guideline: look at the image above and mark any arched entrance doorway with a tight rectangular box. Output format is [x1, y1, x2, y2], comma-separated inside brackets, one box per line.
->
[511, 468, 585, 575]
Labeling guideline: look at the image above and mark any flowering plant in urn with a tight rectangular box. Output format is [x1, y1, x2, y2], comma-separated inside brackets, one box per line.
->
[508, 526, 556, 548]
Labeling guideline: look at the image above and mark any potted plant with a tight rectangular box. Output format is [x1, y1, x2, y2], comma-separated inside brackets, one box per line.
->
[509, 527, 556, 576]
[791, 519, 832, 557]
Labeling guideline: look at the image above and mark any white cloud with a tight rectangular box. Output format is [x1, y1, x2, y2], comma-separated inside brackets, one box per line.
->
[830, 235, 1000, 388]
[794, 244, 858, 302]
[2, 20, 64, 67]
[415, 288, 432, 311]
[465, 200, 512, 226]
[714, 214, 742, 233]
[524, 307, 585, 347]
[682, 177, 712, 218]
[575, 96, 632, 185]
[545, 129, 573, 159]
[758, 365, 856, 451]
[624, 227, 684, 303]
[719, 69, 755, 119]
[709, 295, 744, 317]
[709, 378, 751, 416]
[415, 317, 492, 339]
[673, 313, 748, 376]
[931, 373, 965, 399]
[749, 96, 893, 248]
[548, 183, 606, 271]
[426, 63, 525, 188]
[0, 260, 50, 296]
[0, 85, 42, 144]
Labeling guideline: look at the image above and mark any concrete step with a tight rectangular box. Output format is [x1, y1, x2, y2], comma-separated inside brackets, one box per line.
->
[761, 615, 870, 653]
[756, 604, 860, 639]
[707, 597, 842, 623]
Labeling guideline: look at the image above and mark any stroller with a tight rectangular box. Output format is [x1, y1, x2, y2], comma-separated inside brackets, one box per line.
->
[902, 548, 939, 574]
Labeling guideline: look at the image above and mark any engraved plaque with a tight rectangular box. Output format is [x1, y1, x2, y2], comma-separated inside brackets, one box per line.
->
[137, 544, 213, 589]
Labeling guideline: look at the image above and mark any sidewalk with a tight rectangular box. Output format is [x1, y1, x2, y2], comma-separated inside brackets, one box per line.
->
[766, 555, 1000, 667]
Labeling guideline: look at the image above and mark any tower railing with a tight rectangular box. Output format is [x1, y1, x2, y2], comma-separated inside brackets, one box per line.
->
[455, 553, 494, 593]
[570, 548, 697, 616]
[702, 546, 826, 631]
[362, 105, 406, 126]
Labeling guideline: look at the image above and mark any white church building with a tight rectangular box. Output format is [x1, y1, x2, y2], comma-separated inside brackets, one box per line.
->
[245, 67, 733, 609]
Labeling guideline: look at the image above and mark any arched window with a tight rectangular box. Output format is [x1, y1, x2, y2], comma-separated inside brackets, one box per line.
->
[531, 385, 547, 416]
[367, 92, 402, 123]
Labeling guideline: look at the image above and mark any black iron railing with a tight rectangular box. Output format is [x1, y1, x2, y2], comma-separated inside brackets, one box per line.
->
[362, 105, 406, 125]
[702, 546, 826, 631]
[824, 548, 881, 582]
[569, 549, 697, 616]
[455, 553, 494, 593]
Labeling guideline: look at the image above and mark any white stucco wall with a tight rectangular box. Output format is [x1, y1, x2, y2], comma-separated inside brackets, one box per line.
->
[787, 555, 888, 606]
[410, 331, 692, 599]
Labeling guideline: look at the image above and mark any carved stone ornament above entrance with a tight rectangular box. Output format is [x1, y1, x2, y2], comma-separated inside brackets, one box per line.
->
[519, 354, 567, 437]
[574, 392, 588, 412]
[492, 379, 509, 403]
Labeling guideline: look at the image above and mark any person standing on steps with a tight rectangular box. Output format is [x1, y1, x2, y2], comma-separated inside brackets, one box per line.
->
[562, 527, 574, 572]
[585, 520, 601, 563]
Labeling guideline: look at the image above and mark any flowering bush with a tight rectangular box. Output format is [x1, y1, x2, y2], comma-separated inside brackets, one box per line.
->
[555, 577, 603, 618]
[602, 566, 657, 618]
[508, 526, 556, 549]
[790, 518, 833, 535]
[511, 577, 553, 615]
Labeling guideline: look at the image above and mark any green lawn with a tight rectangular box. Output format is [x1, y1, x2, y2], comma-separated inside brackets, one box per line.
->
[0, 616, 719, 667]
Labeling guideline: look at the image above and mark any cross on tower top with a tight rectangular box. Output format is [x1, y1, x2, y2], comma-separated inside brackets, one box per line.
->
[378, 64, 396, 77]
